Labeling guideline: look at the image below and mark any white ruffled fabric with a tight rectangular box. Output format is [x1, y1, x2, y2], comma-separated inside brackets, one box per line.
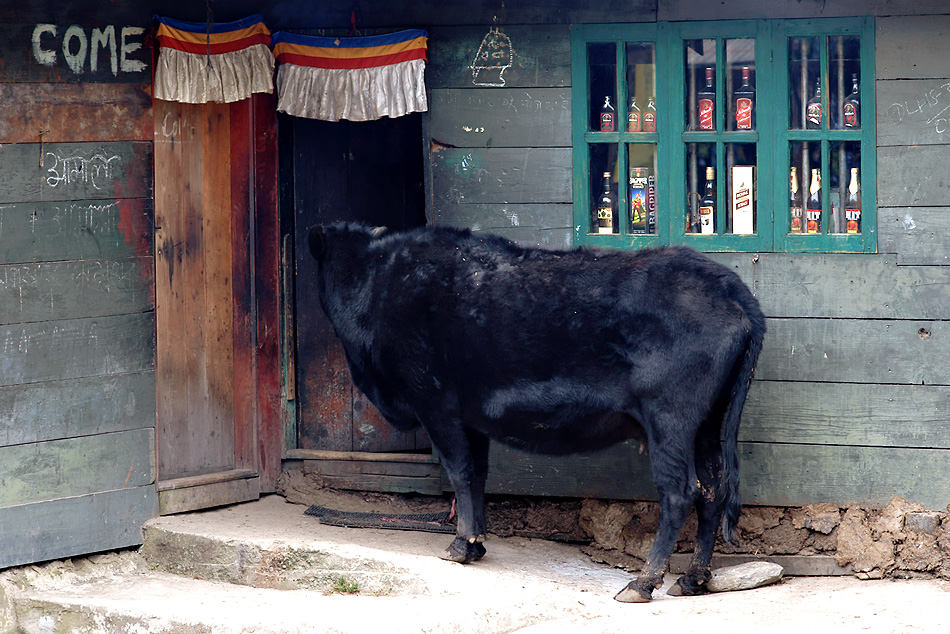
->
[154, 44, 275, 104]
[276, 58, 427, 122]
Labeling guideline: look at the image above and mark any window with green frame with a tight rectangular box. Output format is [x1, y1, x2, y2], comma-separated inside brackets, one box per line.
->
[571, 18, 875, 253]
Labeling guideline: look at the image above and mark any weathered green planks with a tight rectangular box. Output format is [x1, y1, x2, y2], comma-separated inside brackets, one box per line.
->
[0, 313, 154, 387]
[876, 16, 950, 80]
[739, 443, 950, 509]
[427, 25, 572, 89]
[488, 441, 950, 510]
[0, 199, 153, 264]
[0, 486, 157, 570]
[708, 253, 950, 319]
[0, 83, 152, 144]
[429, 88, 572, 148]
[0, 428, 154, 508]
[878, 145, 950, 207]
[0, 258, 153, 324]
[432, 202, 572, 232]
[0, 371, 155, 447]
[878, 207, 950, 266]
[0, 142, 153, 204]
[758, 318, 949, 385]
[431, 147, 572, 205]
[743, 380, 950, 449]
[877, 79, 950, 147]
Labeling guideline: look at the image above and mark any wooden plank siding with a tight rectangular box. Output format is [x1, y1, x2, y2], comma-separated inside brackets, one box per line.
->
[427, 25, 574, 248]
[423, 9, 950, 512]
[0, 7, 157, 570]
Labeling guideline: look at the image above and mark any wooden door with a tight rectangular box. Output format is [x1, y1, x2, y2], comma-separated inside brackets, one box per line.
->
[289, 115, 428, 453]
[153, 94, 280, 513]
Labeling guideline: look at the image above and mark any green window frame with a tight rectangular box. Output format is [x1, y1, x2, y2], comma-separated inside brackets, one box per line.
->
[571, 17, 876, 253]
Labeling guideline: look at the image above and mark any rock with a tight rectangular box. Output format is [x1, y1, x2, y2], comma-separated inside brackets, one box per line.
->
[905, 512, 942, 535]
[705, 562, 784, 593]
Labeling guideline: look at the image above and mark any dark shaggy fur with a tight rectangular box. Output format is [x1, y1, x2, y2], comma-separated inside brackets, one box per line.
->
[308, 223, 766, 602]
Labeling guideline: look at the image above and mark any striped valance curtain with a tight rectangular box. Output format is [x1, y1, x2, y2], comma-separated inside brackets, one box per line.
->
[271, 29, 428, 121]
[153, 14, 275, 104]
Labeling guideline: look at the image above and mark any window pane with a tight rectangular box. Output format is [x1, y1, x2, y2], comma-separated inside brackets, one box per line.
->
[588, 43, 617, 132]
[726, 39, 756, 131]
[687, 143, 716, 234]
[789, 37, 822, 130]
[829, 36, 861, 130]
[831, 141, 862, 234]
[685, 39, 717, 131]
[589, 144, 619, 234]
[627, 144, 658, 234]
[789, 141, 822, 234]
[625, 43, 657, 132]
[726, 144, 756, 234]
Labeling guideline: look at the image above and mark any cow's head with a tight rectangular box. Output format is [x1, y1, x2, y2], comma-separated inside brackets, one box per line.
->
[308, 224, 387, 261]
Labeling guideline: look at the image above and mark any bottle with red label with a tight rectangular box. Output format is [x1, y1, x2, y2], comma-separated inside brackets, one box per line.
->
[842, 74, 860, 128]
[789, 167, 803, 233]
[845, 167, 861, 233]
[806, 168, 821, 233]
[627, 95, 641, 132]
[643, 97, 657, 132]
[735, 66, 755, 130]
[600, 96, 616, 132]
[698, 67, 715, 130]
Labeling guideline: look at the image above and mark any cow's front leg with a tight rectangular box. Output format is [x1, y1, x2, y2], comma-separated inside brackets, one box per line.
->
[423, 421, 490, 563]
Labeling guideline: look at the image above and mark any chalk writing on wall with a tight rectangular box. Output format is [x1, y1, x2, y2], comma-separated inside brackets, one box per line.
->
[471, 27, 514, 87]
[45, 152, 121, 190]
[886, 82, 950, 135]
[31, 24, 146, 75]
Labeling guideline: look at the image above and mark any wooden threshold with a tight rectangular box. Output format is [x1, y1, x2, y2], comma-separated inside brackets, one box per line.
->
[285, 449, 440, 464]
[158, 469, 260, 515]
[285, 450, 443, 496]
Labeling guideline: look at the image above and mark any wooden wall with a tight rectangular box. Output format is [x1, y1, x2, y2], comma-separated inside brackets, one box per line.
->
[425, 6, 950, 511]
[0, 9, 157, 568]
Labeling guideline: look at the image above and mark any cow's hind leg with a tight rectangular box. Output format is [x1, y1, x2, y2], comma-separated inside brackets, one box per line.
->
[424, 420, 490, 563]
[615, 433, 699, 603]
[668, 427, 723, 596]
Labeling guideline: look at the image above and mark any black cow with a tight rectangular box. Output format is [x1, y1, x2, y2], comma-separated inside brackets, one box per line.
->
[307, 223, 766, 602]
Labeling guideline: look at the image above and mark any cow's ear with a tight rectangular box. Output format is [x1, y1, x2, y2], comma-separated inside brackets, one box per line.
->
[370, 226, 388, 239]
[308, 226, 327, 260]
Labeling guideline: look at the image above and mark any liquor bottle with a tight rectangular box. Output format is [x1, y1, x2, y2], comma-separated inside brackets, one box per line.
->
[789, 167, 803, 233]
[629, 167, 649, 233]
[845, 167, 861, 233]
[698, 67, 715, 130]
[735, 66, 755, 130]
[806, 168, 821, 233]
[699, 166, 716, 234]
[627, 95, 641, 132]
[643, 97, 657, 132]
[806, 79, 822, 129]
[600, 96, 616, 132]
[843, 74, 860, 128]
[595, 171, 616, 234]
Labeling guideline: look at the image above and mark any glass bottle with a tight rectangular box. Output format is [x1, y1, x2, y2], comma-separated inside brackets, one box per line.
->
[698, 67, 715, 130]
[627, 95, 641, 132]
[806, 79, 822, 129]
[789, 167, 803, 233]
[735, 66, 755, 130]
[595, 171, 616, 234]
[845, 167, 861, 233]
[600, 96, 616, 132]
[699, 166, 716, 234]
[643, 97, 657, 132]
[806, 168, 821, 233]
[843, 74, 860, 128]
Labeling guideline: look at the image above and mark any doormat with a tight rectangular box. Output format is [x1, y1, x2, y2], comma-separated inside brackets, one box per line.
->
[304, 505, 457, 534]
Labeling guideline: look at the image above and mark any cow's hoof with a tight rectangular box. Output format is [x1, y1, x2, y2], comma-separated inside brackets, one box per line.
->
[440, 537, 486, 564]
[613, 582, 653, 603]
[668, 570, 710, 596]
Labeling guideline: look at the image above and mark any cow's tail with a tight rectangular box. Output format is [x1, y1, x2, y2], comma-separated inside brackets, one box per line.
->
[720, 318, 765, 543]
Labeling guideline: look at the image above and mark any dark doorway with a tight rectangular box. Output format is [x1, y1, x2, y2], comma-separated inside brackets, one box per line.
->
[285, 113, 429, 452]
